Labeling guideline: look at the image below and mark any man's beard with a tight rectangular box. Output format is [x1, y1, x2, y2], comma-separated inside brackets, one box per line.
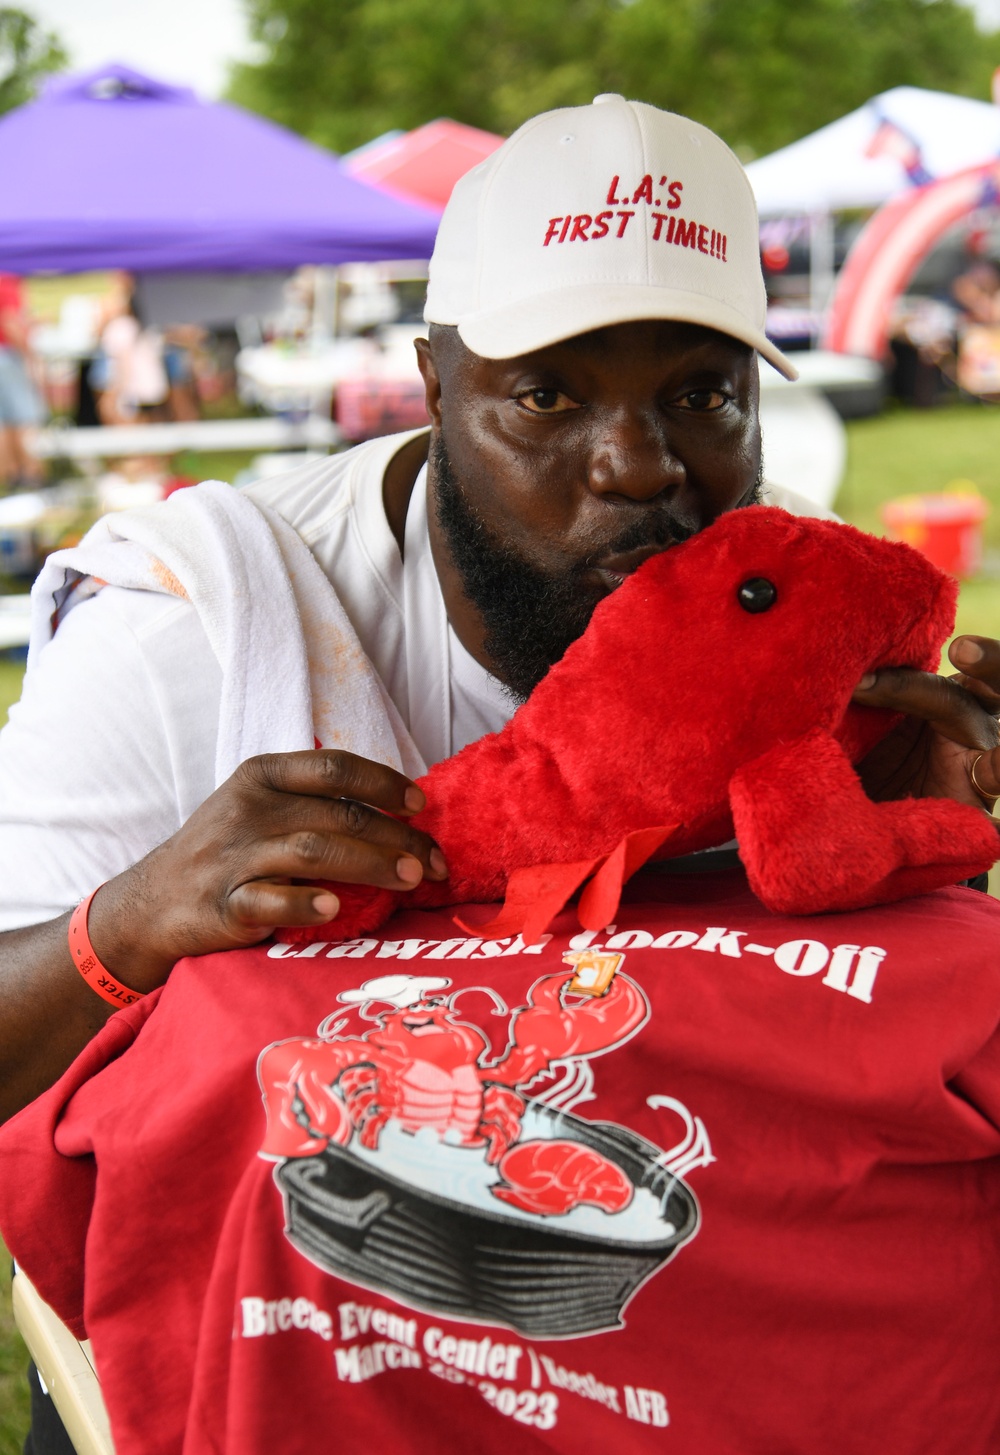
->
[431, 433, 764, 702]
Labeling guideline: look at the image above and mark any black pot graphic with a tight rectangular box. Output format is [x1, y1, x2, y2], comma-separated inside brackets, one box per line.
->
[276, 1102, 698, 1338]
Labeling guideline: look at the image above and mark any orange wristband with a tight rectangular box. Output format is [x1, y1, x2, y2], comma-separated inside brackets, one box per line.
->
[68, 889, 145, 1009]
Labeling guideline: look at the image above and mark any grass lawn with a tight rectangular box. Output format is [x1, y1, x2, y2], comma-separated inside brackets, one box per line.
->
[169, 449, 258, 488]
[836, 399, 1000, 643]
[1, 400, 1000, 1449]
[0, 683, 30, 1454]
[0, 1242, 28, 1455]
[25, 272, 114, 326]
[0, 664, 27, 731]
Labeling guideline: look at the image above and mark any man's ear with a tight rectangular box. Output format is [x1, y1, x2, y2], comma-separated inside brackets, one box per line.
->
[415, 337, 443, 427]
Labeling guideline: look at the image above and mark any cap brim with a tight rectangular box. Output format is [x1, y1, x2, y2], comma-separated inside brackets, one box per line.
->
[453, 283, 798, 381]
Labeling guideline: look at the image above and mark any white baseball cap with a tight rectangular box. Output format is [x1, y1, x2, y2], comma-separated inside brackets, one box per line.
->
[425, 93, 797, 380]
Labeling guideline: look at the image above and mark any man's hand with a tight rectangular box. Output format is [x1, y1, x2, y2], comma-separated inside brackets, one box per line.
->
[853, 635, 1000, 811]
[87, 750, 447, 989]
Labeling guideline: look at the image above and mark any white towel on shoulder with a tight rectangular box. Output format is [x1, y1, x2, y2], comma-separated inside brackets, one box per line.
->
[28, 480, 425, 785]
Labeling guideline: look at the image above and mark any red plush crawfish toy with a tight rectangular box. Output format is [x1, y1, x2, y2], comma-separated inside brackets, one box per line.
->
[289, 506, 999, 946]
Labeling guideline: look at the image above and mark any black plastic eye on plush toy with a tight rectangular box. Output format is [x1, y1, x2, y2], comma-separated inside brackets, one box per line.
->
[737, 577, 777, 613]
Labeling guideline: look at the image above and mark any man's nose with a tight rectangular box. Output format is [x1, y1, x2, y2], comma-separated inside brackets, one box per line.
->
[586, 410, 683, 501]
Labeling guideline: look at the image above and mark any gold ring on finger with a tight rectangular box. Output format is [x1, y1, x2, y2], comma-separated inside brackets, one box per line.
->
[969, 752, 999, 808]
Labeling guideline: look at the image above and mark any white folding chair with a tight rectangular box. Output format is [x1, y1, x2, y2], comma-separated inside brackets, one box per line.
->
[11, 1267, 114, 1455]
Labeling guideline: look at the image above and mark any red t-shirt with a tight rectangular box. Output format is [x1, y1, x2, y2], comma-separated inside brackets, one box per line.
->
[3, 868, 1000, 1454]
[0, 273, 24, 347]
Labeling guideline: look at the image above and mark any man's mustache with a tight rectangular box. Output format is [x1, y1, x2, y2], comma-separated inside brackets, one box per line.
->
[576, 509, 697, 574]
[574, 473, 764, 575]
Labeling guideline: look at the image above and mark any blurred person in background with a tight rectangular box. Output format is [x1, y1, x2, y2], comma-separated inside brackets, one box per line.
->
[0, 272, 45, 490]
[952, 259, 1000, 325]
[96, 272, 169, 425]
[951, 255, 1000, 398]
[163, 323, 204, 422]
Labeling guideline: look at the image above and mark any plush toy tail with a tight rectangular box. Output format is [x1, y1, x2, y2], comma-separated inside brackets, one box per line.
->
[731, 729, 1000, 915]
[464, 824, 678, 943]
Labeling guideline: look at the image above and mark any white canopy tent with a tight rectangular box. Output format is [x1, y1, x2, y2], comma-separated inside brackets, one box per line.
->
[745, 86, 1000, 218]
[745, 86, 1000, 327]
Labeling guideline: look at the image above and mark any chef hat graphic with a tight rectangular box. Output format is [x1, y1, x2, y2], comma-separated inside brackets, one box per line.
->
[337, 975, 452, 1013]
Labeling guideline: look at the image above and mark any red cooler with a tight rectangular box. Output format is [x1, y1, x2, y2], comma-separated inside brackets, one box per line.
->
[880, 489, 990, 578]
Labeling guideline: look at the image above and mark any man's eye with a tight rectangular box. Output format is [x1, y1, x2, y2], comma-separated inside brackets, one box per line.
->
[516, 388, 579, 413]
[676, 389, 728, 411]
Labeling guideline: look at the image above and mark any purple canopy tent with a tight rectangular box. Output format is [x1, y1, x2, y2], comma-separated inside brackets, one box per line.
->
[0, 64, 440, 273]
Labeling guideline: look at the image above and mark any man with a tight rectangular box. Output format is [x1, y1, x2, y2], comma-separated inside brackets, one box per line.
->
[5, 92, 1000, 1455]
[1, 94, 999, 1131]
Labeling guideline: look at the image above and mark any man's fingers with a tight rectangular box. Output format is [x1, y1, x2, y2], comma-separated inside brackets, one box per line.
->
[948, 635, 1000, 695]
[238, 749, 426, 816]
[853, 667, 1000, 752]
[948, 672, 1000, 713]
[253, 830, 435, 892]
[266, 795, 447, 878]
[227, 881, 341, 931]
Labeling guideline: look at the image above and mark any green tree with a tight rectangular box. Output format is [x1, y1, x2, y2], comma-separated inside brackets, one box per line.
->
[228, 0, 1000, 158]
[604, 0, 1000, 159]
[229, 0, 613, 152]
[0, 7, 67, 116]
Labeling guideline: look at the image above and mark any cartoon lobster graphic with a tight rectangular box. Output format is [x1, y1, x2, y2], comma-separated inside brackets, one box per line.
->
[258, 968, 647, 1217]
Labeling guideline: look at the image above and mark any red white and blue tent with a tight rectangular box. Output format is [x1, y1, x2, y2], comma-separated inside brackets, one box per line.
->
[745, 86, 1000, 218]
[823, 161, 1000, 356]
